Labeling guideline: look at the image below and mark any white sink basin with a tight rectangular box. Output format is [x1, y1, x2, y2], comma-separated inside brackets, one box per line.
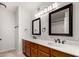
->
[47, 42, 63, 47]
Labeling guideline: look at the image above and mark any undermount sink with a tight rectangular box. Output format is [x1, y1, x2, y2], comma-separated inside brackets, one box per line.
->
[47, 42, 63, 47]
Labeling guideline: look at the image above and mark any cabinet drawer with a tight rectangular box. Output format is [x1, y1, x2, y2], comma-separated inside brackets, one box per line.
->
[25, 41, 30, 47]
[38, 45, 50, 54]
[31, 47, 38, 57]
[31, 43, 38, 49]
[38, 50, 50, 57]
[51, 49, 74, 57]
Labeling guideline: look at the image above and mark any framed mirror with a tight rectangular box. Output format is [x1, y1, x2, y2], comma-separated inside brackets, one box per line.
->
[49, 3, 73, 36]
[32, 18, 41, 35]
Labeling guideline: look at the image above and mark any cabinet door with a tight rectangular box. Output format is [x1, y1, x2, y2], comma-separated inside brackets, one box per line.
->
[24, 40, 31, 57]
[51, 49, 74, 57]
[25, 40, 30, 47]
[38, 45, 50, 54]
[38, 50, 50, 57]
[25, 46, 30, 57]
[22, 39, 25, 53]
[31, 47, 38, 57]
[31, 43, 38, 49]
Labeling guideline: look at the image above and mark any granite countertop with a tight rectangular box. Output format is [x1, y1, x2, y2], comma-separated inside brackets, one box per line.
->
[24, 39, 79, 56]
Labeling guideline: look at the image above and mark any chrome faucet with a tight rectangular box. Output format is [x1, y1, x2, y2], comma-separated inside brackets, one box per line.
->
[62, 40, 66, 44]
[54, 39, 66, 44]
[54, 39, 61, 43]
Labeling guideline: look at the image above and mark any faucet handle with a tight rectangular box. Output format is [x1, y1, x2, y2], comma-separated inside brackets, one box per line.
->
[57, 39, 61, 43]
[54, 39, 61, 43]
[62, 40, 66, 44]
[54, 39, 57, 43]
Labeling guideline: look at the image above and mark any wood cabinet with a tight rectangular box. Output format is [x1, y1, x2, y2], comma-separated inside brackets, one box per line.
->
[25, 41, 31, 57]
[22, 40, 31, 56]
[25, 46, 30, 56]
[38, 45, 50, 54]
[31, 47, 38, 57]
[22, 40, 26, 53]
[38, 50, 50, 57]
[30, 42, 38, 57]
[38, 45, 50, 57]
[51, 49, 74, 57]
[31, 42, 38, 49]
[22, 39, 75, 57]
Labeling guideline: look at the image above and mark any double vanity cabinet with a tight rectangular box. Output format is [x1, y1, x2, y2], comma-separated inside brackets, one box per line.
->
[22, 39, 75, 57]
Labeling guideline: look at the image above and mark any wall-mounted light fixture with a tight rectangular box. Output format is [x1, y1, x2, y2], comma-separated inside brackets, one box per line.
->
[35, 2, 58, 18]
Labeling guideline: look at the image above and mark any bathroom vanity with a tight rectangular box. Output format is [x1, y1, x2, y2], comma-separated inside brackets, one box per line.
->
[22, 39, 75, 57]
[22, 3, 77, 57]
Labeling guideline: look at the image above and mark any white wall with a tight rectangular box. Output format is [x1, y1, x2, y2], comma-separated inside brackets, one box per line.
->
[0, 7, 16, 51]
[0, 5, 33, 52]
[32, 2, 79, 43]
[18, 6, 33, 52]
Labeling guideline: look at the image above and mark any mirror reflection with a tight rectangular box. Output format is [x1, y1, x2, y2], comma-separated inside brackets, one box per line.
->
[51, 8, 69, 34]
[49, 3, 73, 36]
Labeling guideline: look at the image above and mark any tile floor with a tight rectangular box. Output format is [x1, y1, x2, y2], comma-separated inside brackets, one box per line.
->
[0, 50, 25, 57]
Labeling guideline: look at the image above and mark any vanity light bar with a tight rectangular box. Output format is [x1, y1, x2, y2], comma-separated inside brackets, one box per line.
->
[35, 2, 58, 18]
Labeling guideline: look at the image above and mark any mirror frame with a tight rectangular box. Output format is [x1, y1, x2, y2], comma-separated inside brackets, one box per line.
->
[49, 3, 73, 36]
[32, 18, 41, 35]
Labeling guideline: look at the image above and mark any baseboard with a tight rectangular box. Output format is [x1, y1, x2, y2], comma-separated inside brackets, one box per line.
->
[0, 48, 16, 53]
